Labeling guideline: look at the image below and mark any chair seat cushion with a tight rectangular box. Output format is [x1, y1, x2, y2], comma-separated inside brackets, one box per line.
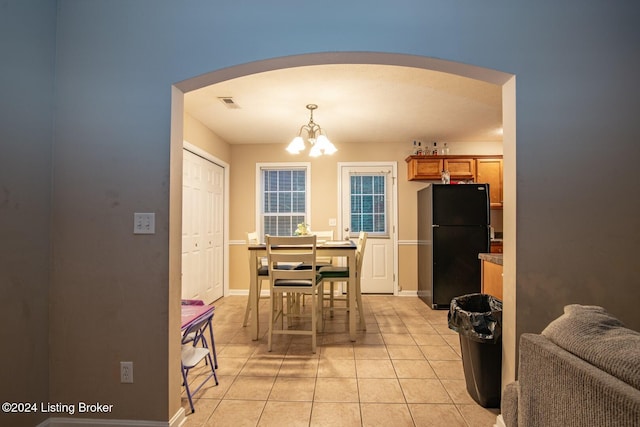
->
[319, 266, 349, 278]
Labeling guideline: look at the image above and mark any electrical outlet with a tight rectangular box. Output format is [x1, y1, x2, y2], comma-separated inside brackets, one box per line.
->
[120, 361, 133, 383]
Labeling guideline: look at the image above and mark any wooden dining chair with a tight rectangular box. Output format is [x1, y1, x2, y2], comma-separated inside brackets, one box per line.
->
[266, 235, 323, 353]
[243, 232, 302, 327]
[294, 230, 334, 271]
[242, 231, 269, 327]
[295, 230, 334, 308]
[318, 231, 367, 330]
[312, 230, 335, 268]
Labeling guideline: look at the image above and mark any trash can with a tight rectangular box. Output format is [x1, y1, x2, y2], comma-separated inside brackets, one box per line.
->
[448, 293, 503, 408]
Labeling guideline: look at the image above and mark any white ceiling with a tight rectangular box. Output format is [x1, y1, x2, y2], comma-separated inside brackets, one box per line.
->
[184, 64, 503, 149]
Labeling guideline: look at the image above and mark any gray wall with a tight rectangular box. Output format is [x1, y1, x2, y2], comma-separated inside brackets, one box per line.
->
[0, 2, 56, 426]
[1, 0, 639, 424]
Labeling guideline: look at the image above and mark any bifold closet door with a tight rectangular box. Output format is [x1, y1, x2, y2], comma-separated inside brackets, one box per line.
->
[182, 149, 224, 303]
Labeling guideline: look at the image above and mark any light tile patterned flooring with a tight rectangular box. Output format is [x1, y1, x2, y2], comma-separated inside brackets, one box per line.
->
[182, 295, 500, 427]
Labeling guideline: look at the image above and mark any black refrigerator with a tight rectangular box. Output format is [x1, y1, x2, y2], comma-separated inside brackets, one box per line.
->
[417, 184, 490, 309]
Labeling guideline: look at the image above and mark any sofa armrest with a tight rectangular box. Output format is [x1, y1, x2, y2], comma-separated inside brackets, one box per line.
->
[501, 381, 518, 427]
[517, 333, 640, 427]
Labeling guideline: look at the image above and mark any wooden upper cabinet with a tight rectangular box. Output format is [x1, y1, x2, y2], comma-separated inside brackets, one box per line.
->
[476, 158, 503, 209]
[406, 156, 443, 180]
[444, 158, 475, 180]
[406, 155, 504, 209]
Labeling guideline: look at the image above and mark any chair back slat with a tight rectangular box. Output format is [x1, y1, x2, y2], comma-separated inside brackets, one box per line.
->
[266, 235, 317, 282]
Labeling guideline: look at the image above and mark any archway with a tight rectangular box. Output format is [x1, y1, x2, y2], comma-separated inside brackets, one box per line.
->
[169, 51, 516, 418]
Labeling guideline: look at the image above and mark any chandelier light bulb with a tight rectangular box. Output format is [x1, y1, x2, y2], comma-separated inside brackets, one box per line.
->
[286, 136, 305, 154]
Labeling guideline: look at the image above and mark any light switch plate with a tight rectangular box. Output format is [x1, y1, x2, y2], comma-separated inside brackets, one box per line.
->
[329, 218, 337, 226]
[134, 213, 155, 234]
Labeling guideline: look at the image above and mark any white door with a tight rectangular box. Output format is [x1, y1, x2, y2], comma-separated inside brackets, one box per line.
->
[182, 149, 224, 303]
[339, 163, 396, 294]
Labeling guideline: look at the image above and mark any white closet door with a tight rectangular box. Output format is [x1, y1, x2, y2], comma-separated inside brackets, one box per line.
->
[182, 149, 224, 303]
[203, 155, 224, 302]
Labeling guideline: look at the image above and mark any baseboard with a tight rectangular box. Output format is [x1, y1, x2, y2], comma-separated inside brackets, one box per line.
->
[397, 289, 418, 297]
[38, 408, 186, 427]
[494, 414, 506, 427]
[170, 408, 187, 427]
[229, 288, 419, 298]
[227, 289, 270, 297]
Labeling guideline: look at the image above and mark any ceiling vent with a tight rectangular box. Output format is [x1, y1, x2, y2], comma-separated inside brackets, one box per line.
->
[218, 97, 240, 109]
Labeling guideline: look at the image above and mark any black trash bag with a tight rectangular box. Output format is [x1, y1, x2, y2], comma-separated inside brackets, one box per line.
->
[448, 293, 502, 343]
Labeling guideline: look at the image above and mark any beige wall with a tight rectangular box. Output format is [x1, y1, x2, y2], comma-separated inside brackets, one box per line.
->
[226, 139, 502, 293]
[183, 112, 503, 296]
[184, 113, 232, 164]
[184, 111, 505, 383]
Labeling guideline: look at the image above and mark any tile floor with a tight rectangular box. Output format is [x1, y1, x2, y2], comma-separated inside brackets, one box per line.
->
[181, 295, 500, 427]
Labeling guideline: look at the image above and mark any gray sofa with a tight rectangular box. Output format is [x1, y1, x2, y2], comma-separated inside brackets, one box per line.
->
[502, 304, 640, 427]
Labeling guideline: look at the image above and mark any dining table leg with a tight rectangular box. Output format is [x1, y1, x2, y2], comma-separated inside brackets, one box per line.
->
[249, 251, 260, 340]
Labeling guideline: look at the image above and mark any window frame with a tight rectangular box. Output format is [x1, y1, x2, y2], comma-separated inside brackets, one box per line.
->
[255, 162, 311, 241]
[349, 173, 389, 237]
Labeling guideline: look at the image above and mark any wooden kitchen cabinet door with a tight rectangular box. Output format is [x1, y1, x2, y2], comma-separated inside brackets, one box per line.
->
[444, 158, 475, 180]
[406, 156, 443, 180]
[476, 158, 503, 208]
[482, 261, 503, 300]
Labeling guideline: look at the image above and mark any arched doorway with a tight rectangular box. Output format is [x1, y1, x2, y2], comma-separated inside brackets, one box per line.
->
[169, 51, 516, 418]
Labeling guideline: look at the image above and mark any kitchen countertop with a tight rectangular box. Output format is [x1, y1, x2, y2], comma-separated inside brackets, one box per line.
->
[479, 253, 503, 266]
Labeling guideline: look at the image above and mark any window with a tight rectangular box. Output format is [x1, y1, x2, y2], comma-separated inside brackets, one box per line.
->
[257, 163, 310, 239]
[350, 174, 387, 236]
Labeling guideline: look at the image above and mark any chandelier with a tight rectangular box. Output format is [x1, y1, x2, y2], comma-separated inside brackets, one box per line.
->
[286, 104, 337, 157]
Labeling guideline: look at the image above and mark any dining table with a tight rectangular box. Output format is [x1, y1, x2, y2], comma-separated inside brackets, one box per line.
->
[247, 240, 358, 341]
